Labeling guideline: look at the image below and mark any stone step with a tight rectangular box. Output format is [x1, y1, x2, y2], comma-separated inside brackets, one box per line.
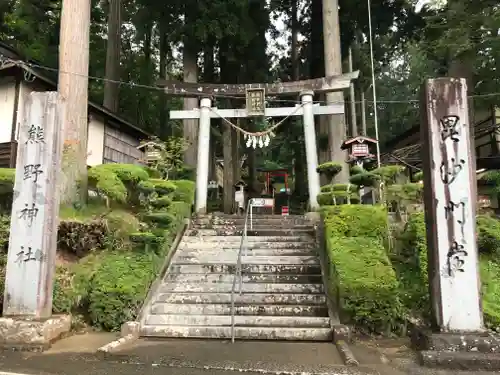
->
[144, 314, 330, 328]
[159, 282, 324, 294]
[163, 273, 323, 284]
[149, 303, 328, 316]
[191, 224, 314, 230]
[155, 292, 327, 305]
[186, 229, 315, 237]
[173, 255, 319, 265]
[168, 263, 322, 274]
[181, 236, 312, 243]
[178, 242, 315, 250]
[179, 248, 317, 257]
[140, 325, 332, 341]
[201, 214, 306, 220]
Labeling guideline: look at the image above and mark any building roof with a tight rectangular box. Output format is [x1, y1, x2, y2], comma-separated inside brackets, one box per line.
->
[0, 42, 151, 139]
[381, 111, 500, 170]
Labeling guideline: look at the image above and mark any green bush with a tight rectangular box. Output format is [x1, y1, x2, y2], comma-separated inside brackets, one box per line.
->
[477, 215, 500, 256]
[322, 205, 387, 241]
[87, 251, 160, 331]
[88, 164, 150, 204]
[398, 212, 500, 329]
[151, 195, 172, 209]
[172, 180, 196, 204]
[150, 179, 178, 196]
[322, 205, 402, 333]
[327, 236, 403, 333]
[0, 168, 15, 192]
[88, 167, 127, 203]
[480, 259, 500, 330]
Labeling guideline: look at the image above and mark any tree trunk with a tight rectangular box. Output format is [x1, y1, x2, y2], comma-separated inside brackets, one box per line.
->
[291, 0, 306, 197]
[58, 0, 91, 207]
[183, 38, 198, 167]
[322, 0, 348, 183]
[103, 0, 121, 113]
[311, 0, 328, 175]
[159, 20, 170, 139]
[223, 123, 234, 214]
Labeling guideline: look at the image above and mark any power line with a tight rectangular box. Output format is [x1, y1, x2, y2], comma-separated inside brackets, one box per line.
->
[3, 55, 500, 106]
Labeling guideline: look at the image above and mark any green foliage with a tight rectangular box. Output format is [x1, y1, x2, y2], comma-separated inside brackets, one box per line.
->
[413, 171, 423, 182]
[322, 205, 402, 333]
[88, 167, 127, 203]
[57, 220, 108, 258]
[397, 212, 500, 330]
[140, 136, 188, 179]
[350, 165, 364, 176]
[0, 215, 10, 253]
[142, 212, 175, 228]
[88, 251, 159, 331]
[50, 188, 192, 331]
[149, 179, 178, 195]
[477, 215, 500, 256]
[327, 236, 403, 333]
[373, 165, 406, 184]
[386, 183, 423, 206]
[480, 259, 500, 329]
[88, 164, 154, 205]
[322, 205, 388, 242]
[316, 162, 343, 180]
[150, 195, 172, 209]
[171, 180, 196, 204]
[349, 171, 380, 187]
[0, 168, 15, 193]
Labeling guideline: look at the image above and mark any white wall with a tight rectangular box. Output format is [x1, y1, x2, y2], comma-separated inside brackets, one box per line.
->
[87, 115, 105, 165]
[0, 77, 16, 143]
[18, 81, 105, 165]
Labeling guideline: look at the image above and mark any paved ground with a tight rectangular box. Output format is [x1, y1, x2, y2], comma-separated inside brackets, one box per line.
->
[0, 334, 499, 375]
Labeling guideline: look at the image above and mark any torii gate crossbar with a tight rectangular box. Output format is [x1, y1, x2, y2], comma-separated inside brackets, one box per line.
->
[170, 92, 347, 214]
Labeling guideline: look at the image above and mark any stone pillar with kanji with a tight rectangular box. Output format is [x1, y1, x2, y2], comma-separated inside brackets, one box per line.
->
[416, 78, 500, 370]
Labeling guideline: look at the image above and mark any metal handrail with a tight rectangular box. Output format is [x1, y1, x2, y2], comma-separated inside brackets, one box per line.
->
[230, 198, 254, 343]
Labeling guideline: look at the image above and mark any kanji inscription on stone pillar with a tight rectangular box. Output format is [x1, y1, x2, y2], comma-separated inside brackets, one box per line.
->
[421, 78, 483, 332]
[2, 92, 65, 318]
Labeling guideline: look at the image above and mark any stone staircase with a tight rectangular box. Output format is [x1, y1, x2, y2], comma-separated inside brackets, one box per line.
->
[140, 214, 332, 341]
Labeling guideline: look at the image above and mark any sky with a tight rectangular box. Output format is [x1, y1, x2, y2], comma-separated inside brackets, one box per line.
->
[265, 0, 440, 70]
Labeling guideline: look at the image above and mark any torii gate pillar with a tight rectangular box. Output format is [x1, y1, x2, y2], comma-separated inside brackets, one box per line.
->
[195, 97, 211, 213]
[301, 91, 321, 210]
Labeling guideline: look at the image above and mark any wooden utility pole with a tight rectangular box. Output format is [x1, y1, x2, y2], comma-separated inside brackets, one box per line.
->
[322, 0, 348, 182]
[103, 0, 122, 113]
[348, 46, 357, 137]
[58, 0, 91, 206]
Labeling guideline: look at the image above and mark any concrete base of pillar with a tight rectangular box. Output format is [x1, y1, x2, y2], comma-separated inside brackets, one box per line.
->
[0, 314, 71, 351]
[412, 327, 500, 370]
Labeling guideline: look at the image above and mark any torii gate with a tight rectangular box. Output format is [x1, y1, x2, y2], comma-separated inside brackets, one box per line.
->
[158, 72, 359, 213]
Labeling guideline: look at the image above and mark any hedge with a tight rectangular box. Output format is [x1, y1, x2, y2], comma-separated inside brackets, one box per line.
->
[323, 204, 388, 241]
[0, 164, 195, 332]
[322, 205, 403, 333]
[398, 212, 500, 330]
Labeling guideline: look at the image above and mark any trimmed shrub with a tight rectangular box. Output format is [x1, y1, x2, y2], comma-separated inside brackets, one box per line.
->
[150, 179, 177, 196]
[87, 251, 159, 331]
[88, 164, 150, 204]
[151, 195, 172, 209]
[322, 205, 387, 241]
[58, 220, 108, 257]
[327, 236, 403, 333]
[322, 205, 402, 333]
[88, 167, 127, 203]
[172, 180, 196, 204]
